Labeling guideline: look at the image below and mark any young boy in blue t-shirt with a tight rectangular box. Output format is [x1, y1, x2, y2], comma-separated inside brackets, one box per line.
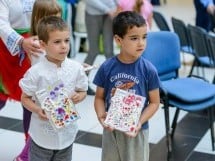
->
[93, 11, 160, 161]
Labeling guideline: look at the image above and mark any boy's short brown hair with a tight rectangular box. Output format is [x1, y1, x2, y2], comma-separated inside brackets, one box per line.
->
[37, 16, 69, 43]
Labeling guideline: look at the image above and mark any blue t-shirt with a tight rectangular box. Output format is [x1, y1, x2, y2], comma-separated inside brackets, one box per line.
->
[93, 56, 160, 129]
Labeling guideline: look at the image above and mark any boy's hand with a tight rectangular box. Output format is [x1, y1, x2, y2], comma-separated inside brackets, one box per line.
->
[125, 122, 142, 138]
[36, 108, 48, 120]
[71, 91, 86, 104]
[98, 113, 114, 131]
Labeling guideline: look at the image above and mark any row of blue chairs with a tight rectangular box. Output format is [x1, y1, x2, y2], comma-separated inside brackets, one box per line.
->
[172, 17, 215, 80]
[153, 11, 215, 81]
[142, 31, 215, 161]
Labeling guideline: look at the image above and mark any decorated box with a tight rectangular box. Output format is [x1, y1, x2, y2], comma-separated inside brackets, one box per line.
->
[36, 81, 80, 130]
[104, 88, 145, 132]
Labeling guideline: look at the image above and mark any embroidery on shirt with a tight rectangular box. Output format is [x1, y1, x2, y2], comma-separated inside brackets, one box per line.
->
[42, 123, 57, 136]
[6, 32, 19, 54]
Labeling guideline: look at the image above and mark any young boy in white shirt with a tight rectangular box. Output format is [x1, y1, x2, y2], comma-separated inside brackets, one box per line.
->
[19, 16, 88, 161]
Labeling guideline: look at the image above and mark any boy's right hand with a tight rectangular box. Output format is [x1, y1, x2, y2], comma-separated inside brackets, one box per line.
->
[98, 113, 114, 131]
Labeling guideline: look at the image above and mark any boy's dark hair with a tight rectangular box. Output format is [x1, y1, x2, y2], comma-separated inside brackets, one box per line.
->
[37, 16, 69, 43]
[113, 11, 146, 38]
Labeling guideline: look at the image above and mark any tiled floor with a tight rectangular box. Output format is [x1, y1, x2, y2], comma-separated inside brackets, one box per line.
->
[1, 0, 215, 161]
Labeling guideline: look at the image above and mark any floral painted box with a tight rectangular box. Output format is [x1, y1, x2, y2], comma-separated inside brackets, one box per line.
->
[36, 81, 80, 130]
[104, 88, 145, 132]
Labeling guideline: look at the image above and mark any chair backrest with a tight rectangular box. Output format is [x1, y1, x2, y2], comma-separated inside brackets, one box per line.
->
[171, 17, 192, 50]
[142, 31, 181, 81]
[206, 33, 215, 67]
[206, 33, 215, 83]
[153, 11, 171, 31]
[187, 24, 208, 58]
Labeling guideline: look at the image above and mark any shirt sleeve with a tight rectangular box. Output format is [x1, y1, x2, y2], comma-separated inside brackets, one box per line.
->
[93, 63, 106, 88]
[147, 63, 161, 91]
[19, 69, 38, 97]
[0, 0, 23, 56]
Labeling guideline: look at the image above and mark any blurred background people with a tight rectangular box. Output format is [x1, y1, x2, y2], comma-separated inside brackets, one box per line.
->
[117, 0, 154, 30]
[84, 0, 118, 95]
[151, 0, 160, 5]
[193, 0, 215, 31]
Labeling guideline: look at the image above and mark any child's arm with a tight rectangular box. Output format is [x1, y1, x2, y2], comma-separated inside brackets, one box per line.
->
[126, 88, 160, 137]
[71, 91, 87, 104]
[21, 92, 48, 120]
[94, 87, 106, 125]
[94, 86, 114, 131]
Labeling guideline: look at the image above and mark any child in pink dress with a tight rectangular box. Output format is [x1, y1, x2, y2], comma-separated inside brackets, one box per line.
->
[118, 0, 153, 30]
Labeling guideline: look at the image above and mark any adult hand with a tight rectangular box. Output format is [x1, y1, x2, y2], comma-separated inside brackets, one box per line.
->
[22, 36, 43, 58]
[108, 8, 118, 19]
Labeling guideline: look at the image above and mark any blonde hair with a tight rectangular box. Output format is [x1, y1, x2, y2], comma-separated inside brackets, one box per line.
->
[30, 0, 62, 36]
[133, 0, 144, 14]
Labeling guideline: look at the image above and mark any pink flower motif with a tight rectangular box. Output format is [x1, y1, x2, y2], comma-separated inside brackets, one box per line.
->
[123, 95, 135, 105]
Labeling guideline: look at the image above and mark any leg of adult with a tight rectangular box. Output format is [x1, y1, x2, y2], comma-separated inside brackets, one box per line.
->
[102, 14, 114, 59]
[84, 12, 102, 65]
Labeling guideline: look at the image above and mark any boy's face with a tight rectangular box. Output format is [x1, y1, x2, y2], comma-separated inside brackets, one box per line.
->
[41, 30, 70, 65]
[115, 25, 147, 61]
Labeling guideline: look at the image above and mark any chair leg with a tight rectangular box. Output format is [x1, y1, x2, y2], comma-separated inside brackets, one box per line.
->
[181, 52, 186, 65]
[189, 58, 197, 75]
[163, 103, 172, 160]
[171, 108, 180, 138]
[208, 107, 215, 151]
[201, 67, 205, 78]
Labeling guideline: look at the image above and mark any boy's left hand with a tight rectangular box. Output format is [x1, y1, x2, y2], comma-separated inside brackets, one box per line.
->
[125, 122, 142, 138]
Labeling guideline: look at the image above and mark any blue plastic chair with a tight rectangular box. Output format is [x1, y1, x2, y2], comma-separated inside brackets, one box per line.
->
[205, 33, 215, 84]
[171, 17, 194, 63]
[153, 11, 171, 31]
[187, 24, 215, 76]
[142, 31, 215, 160]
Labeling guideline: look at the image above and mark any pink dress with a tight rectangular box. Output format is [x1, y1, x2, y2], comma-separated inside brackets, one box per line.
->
[118, 0, 153, 30]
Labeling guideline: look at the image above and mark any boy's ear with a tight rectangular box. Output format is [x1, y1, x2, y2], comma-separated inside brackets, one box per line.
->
[114, 35, 122, 46]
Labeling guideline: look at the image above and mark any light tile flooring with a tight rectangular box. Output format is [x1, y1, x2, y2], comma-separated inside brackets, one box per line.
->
[1, 0, 215, 161]
[1, 53, 214, 161]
